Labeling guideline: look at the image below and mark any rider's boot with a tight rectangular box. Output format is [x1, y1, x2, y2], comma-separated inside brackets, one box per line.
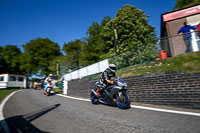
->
[45, 91, 48, 96]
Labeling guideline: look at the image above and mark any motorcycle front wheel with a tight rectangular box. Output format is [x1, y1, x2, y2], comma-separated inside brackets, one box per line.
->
[90, 92, 99, 104]
[116, 91, 131, 109]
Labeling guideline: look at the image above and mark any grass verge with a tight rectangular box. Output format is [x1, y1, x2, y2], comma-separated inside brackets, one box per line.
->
[118, 51, 200, 78]
[88, 52, 200, 79]
[0, 88, 19, 103]
[89, 51, 200, 79]
[52, 88, 63, 94]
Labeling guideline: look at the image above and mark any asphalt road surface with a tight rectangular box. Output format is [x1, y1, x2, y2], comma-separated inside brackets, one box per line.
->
[3, 89, 200, 133]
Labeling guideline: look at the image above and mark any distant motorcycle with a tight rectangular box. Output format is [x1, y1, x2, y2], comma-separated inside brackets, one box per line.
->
[33, 81, 44, 90]
[33, 82, 40, 90]
[44, 79, 54, 96]
[90, 77, 131, 109]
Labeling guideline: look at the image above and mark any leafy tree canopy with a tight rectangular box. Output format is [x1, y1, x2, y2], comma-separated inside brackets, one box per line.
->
[62, 39, 86, 70]
[102, 5, 157, 68]
[0, 45, 22, 73]
[82, 16, 111, 66]
[174, 0, 200, 9]
[22, 38, 62, 76]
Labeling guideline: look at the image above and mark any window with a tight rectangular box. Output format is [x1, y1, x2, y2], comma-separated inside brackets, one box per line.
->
[0, 76, 4, 81]
[18, 77, 24, 82]
[9, 76, 16, 81]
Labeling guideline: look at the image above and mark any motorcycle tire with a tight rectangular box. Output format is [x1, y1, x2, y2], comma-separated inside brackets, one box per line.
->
[90, 92, 99, 104]
[116, 91, 131, 109]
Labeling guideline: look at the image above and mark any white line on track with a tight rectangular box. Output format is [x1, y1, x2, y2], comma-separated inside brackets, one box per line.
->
[56, 93, 200, 117]
[130, 105, 200, 116]
[56, 94, 90, 102]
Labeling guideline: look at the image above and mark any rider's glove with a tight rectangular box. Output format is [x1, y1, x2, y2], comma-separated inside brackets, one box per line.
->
[107, 80, 114, 84]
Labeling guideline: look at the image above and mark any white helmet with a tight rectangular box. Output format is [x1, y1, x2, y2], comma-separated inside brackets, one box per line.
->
[49, 74, 53, 77]
[108, 64, 116, 72]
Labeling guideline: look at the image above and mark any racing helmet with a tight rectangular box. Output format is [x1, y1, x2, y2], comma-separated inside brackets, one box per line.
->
[108, 64, 116, 72]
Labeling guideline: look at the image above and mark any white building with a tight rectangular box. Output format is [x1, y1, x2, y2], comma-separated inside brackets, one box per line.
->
[0, 73, 26, 89]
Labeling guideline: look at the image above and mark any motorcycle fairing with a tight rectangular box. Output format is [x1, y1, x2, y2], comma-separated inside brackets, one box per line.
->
[106, 85, 122, 98]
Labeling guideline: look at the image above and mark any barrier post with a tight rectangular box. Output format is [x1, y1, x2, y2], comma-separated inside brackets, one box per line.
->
[63, 80, 68, 95]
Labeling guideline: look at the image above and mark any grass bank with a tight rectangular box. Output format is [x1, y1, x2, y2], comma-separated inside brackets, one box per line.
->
[52, 88, 63, 94]
[117, 51, 200, 78]
[90, 51, 200, 79]
[0, 88, 19, 103]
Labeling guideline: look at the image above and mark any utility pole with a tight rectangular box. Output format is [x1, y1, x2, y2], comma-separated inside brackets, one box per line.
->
[55, 61, 60, 77]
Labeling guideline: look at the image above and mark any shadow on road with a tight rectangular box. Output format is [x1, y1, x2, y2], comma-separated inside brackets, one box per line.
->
[3, 104, 61, 133]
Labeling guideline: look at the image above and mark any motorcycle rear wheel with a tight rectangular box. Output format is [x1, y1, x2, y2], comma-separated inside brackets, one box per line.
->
[116, 91, 131, 109]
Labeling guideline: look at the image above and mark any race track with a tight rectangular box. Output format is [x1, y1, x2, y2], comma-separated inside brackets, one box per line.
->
[3, 89, 200, 133]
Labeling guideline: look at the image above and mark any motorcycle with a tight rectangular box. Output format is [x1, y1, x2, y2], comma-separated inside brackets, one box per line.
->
[44, 79, 54, 96]
[33, 81, 44, 90]
[90, 77, 131, 109]
[33, 82, 40, 90]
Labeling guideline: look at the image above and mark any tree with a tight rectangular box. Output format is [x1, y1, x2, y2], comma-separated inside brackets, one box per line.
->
[102, 5, 158, 68]
[0, 45, 22, 73]
[22, 38, 62, 77]
[62, 39, 86, 70]
[174, 0, 200, 9]
[81, 16, 111, 66]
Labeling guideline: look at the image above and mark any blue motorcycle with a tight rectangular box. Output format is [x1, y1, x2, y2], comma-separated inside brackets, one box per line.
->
[90, 77, 131, 109]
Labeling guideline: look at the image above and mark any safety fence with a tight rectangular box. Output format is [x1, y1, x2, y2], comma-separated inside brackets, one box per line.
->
[63, 59, 109, 81]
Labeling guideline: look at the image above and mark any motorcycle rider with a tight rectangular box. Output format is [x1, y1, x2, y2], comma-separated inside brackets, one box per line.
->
[96, 64, 116, 96]
[44, 74, 55, 95]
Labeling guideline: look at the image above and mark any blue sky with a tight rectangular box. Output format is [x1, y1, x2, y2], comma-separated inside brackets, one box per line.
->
[0, 0, 176, 49]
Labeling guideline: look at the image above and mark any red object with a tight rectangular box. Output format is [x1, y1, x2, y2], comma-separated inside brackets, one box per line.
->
[197, 23, 200, 36]
[159, 50, 168, 59]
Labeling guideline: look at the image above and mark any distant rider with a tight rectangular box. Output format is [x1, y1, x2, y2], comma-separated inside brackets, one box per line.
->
[96, 64, 116, 96]
[44, 74, 55, 95]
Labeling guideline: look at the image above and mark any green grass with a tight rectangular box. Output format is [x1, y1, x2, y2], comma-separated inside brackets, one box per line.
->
[90, 51, 200, 79]
[0, 88, 19, 102]
[52, 88, 63, 94]
[117, 51, 200, 78]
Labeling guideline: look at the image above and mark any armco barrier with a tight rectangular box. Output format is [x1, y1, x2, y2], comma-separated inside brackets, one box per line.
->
[67, 71, 200, 109]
